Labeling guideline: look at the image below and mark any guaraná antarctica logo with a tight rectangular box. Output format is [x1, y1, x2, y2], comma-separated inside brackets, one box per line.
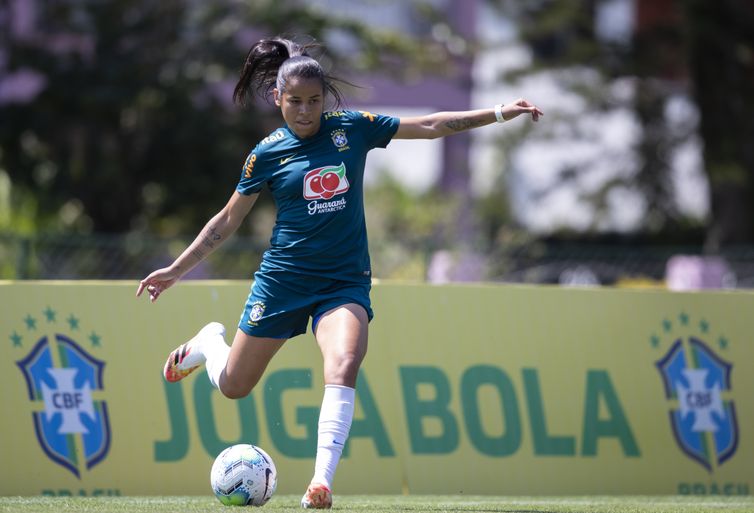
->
[652, 312, 738, 472]
[303, 162, 349, 201]
[11, 307, 111, 478]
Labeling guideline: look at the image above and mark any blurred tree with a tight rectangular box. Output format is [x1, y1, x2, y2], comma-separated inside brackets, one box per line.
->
[365, 174, 457, 280]
[682, 0, 754, 248]
[496, 0, 690, 234]
[0, 0, 450, 237]
[489, 0, 754, 247]
[631, 0, 691, 233]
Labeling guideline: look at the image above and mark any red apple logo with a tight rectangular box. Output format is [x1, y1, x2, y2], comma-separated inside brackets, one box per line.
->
[303, 163, 349, 200]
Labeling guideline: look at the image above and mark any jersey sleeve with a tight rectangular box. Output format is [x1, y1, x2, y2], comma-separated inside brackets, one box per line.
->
[236, 146, 270, 195]
[352, 110, 400, 149]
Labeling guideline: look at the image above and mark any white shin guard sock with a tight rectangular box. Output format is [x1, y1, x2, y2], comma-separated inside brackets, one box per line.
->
[312, 384, 355, 489]
[205, 341, 230, 391]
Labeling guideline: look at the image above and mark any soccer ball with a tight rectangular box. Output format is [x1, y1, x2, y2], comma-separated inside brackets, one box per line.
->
[210, 444, 277, 506]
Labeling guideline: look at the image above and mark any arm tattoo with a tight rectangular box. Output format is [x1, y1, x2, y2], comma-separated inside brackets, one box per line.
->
[201, 225, 223, 249]
[190, 248, 205, 260]
[444, 117, 485, 132]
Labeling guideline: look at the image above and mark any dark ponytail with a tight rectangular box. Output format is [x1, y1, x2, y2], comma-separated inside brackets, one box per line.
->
[233, 36, 348, 109]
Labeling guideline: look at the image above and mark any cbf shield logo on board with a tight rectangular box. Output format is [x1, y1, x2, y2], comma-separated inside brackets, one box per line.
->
[653, 313, 738, 472]
[12, 308, 111, 478]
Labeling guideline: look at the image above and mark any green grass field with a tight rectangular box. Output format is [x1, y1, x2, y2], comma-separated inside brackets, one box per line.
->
[1, 495, 752, 513]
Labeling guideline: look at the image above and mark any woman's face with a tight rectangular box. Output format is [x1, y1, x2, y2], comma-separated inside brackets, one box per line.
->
[274, 77, 324, 139]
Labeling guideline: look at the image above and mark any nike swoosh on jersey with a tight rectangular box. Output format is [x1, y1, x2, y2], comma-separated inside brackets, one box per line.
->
[280, 154, 297, 165]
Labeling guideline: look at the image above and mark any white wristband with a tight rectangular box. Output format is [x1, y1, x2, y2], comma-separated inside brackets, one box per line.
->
[494, 103, 505, 123]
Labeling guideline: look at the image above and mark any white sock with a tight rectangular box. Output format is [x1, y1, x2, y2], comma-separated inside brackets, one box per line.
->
[312, 384, 355, 489]
[177, 322, 229, 390]
[206, 342, 230, 390]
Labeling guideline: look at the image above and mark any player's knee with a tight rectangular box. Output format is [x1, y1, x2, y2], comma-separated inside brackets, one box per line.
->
[220, 386, 249, 400]
[326, 352, 363, 386]
[221, 384, 253, 400]
[219, 374, 257, 399]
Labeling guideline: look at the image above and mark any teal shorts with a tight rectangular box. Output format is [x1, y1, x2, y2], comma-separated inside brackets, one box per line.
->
[238, 269, 373, 339]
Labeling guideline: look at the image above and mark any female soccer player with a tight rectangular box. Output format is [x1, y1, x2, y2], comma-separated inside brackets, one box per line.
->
[137, 36, 542, 508]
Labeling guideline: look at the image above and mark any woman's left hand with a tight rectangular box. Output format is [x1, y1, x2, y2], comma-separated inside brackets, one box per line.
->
[502, 99, 543, 122]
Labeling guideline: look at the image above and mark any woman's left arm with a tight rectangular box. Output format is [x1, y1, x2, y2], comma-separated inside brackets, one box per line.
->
[394, 98, 543, 140]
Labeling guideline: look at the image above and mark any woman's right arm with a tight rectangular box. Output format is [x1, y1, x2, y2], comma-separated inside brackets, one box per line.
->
[136, 191, 259, 302]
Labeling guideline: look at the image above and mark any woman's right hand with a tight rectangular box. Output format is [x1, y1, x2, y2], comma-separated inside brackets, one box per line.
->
[136, 266, 181, 303]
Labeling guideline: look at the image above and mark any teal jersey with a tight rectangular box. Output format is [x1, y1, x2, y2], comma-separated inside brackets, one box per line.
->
[237, 110, 400, 283]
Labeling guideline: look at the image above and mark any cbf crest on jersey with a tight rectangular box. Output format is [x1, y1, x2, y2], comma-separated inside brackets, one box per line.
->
[14, 309, 111, 478]
[653, 313, 738, 472]
[330, 129, 349, 151]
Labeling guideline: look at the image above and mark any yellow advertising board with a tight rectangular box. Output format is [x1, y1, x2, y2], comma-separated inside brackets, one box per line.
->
[0, 281, 751, 497]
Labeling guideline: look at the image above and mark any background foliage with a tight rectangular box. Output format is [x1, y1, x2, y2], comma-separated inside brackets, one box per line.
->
[0, 0, 449, 236]
[1, 0, 753, 282]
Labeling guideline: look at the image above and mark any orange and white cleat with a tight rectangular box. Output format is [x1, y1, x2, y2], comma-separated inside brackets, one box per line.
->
[300, 482, 332, 509]
[163, 322, 225, 383]
[163, 343, 200, 383]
